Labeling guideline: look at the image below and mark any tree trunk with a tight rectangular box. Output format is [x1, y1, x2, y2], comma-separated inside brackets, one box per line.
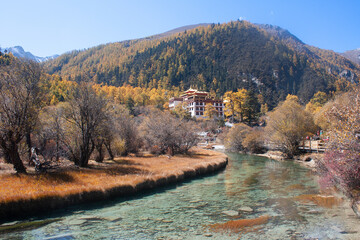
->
[95, 142, 104, 163]
[26, 131, 32, 160]
[104, 142, 114, 160]
[55, 137, 60, 162]
[3, 151, 12, 164]
[5, 143, 26, 173]
[78, 140, 95, 167]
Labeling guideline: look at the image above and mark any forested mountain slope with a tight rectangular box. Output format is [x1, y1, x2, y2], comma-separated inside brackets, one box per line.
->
[45, 21, 360, 107]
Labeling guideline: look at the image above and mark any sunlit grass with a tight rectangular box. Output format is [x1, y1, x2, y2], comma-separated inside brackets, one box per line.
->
[0, 148, 226, 204]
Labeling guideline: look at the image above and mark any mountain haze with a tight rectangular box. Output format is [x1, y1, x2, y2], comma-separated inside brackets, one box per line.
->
[341, 49, 360, 65]
[45, 21, 360, 107]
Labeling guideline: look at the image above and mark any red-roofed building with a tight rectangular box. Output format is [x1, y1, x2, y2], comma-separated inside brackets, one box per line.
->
[169, 89, 224, 118]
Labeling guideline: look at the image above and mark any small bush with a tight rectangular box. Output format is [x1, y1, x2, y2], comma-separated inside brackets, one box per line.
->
[317, 149, 360, 192]
[112, 138, 127, 156]
[224, 124, 251, 152]
[150, 145, 162, 155]
[242, 129, 266, 153]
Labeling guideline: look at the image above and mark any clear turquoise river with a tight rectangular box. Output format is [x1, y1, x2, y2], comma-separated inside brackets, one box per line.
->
[2, 153, 360, 239]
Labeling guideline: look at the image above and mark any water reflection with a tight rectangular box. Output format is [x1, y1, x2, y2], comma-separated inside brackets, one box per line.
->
[1, 153, 360, 239]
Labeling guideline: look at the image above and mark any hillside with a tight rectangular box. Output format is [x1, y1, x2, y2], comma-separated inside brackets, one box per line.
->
[45, 21, 360, 107]
[341, 49, 360, 66]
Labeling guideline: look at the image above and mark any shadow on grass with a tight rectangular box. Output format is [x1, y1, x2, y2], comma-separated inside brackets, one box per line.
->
[34, 172, 76, 183]
[185, 153, 212, 159]
[113, 159, 142, 166]
[86, 163, 148, 176]
[104, 165, 147, 176]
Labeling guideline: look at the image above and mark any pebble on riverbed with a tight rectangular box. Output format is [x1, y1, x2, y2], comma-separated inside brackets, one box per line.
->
[221, 210, 239, 217]
[238, 206, 254, 212]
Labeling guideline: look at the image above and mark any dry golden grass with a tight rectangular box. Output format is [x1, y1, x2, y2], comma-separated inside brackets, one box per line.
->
[0, 148, 227, 204]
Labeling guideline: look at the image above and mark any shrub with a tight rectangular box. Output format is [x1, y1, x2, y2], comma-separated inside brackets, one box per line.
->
[112, 138, 127, 156]
[265, 95, 316, 158]
[317, 88, 360, 192]
[242, 129, 266, 153]
[224, 124, 251, 152]
[317, 149, 360, 192]
[140, 109, 199, 155]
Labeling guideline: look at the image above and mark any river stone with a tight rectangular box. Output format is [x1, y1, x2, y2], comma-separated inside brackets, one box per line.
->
[257, 207, 267, 212]
[105, 216, 122, 222]
[0, 221, 19, 227]
[68, 219, 87, 225]
[238, 206, 254, 212]
[161, 220, 173, 223]
[221, 210, 239, 216]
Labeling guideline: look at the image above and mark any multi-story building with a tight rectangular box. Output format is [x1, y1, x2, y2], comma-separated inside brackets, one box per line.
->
[169, 89, 224, 118]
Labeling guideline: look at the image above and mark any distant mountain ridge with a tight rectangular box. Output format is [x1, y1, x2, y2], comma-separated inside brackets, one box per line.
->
[341, 49, 360, 65]
[1, 46, 59, 62]
[44, 21, 360, 107]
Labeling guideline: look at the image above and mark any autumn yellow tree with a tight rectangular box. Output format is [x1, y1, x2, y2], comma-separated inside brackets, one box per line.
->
[305, 91, 328, 114]
[224, 91, 236, 122]
[204, 103, 218, 120]
[266, 94, 316, 158]
[223, 89, 249, 122]
[233, 88, 248, 122]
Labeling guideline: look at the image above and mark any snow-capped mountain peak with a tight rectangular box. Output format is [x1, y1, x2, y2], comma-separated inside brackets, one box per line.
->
[1, 46, 59, 62]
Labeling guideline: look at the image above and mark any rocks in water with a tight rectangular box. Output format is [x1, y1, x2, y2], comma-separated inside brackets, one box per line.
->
[0, 218, 61, 234]
[257, 207, 267, 212]
[79, 215, 104, 221]
[209, 215, 270, 233]
[307, 209, 323, 215]
[285, 184, 306, 191]
[238, 206, 254, 212]
[105, 216, 122, 222]
[43, 234, 75, 240]
[67, 219, 87, 225]
[161, 220, 173, 223]
[221, 210, 239, 217]
[293, 194, 342, 208]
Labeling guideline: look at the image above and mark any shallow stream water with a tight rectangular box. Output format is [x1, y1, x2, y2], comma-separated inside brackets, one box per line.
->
[2, 153, 360, 239]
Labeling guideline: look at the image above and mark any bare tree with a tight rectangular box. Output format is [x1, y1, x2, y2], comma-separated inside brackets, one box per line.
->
[101, 104, 141, 159]
[36, 104, 66, 161]
[140, 109, 199, 155]
[61, 82, 108, 167]
[0, 58, 42, 173]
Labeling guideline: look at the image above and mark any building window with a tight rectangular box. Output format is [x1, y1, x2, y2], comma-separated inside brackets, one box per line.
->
[200, 112, 203, 115]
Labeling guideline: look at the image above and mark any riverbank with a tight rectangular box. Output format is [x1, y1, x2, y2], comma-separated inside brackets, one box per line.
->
[257, 151, 322, 171]
[0, 148, 228, 222]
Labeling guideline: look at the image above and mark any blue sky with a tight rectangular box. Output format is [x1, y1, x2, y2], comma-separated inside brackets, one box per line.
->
[1, 0, 359, 57]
